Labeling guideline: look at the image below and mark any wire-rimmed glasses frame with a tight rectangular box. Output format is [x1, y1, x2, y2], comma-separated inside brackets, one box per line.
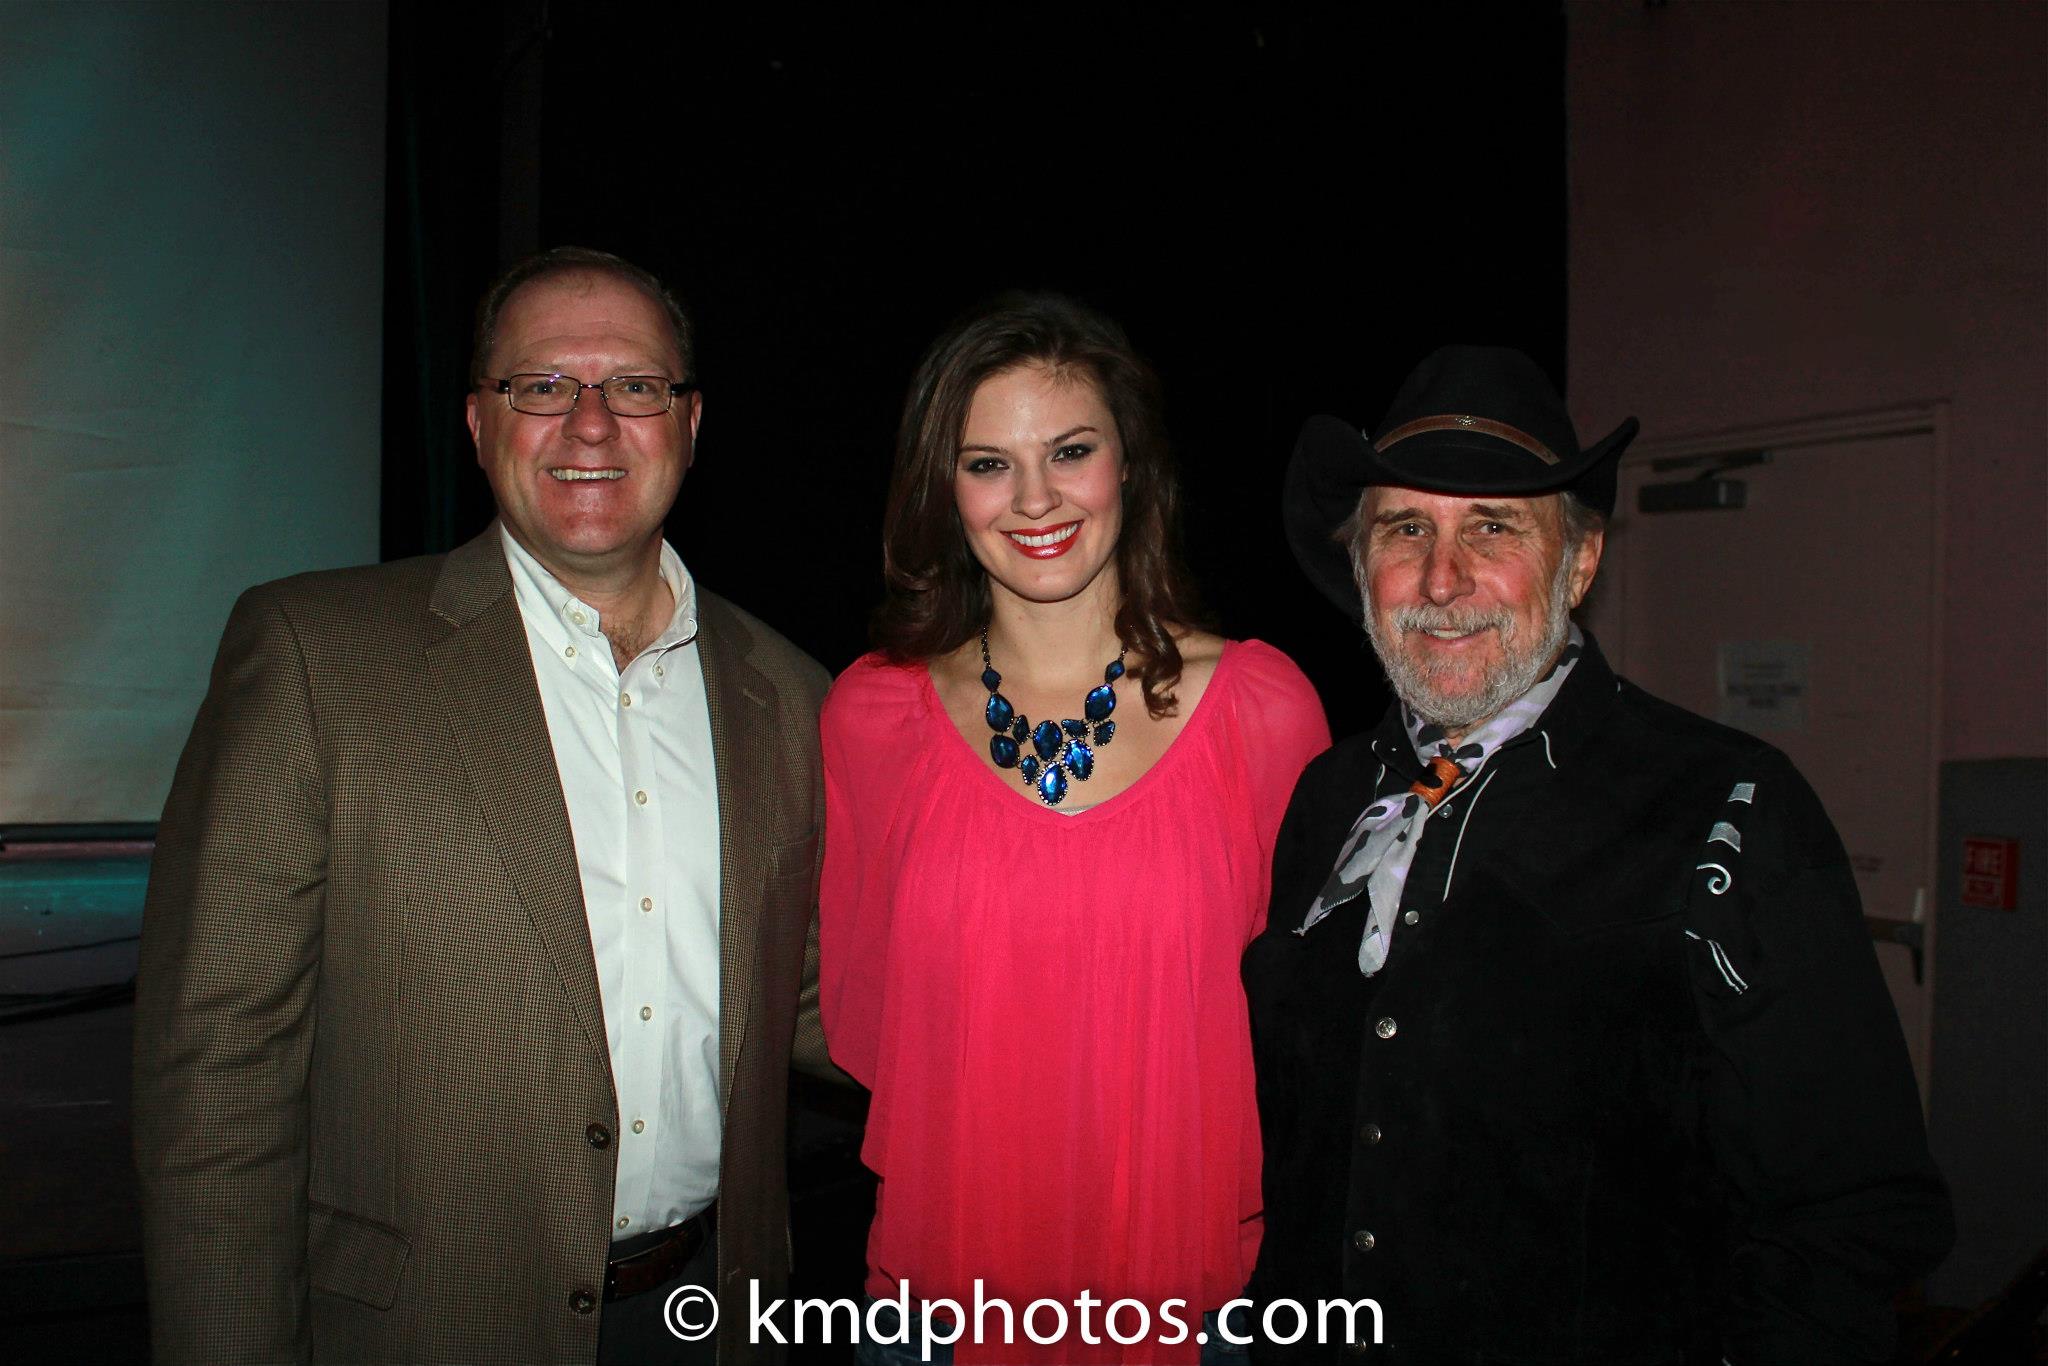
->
[484, 372, 698, 418]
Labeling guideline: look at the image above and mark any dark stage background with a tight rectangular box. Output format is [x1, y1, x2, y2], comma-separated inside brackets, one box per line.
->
[385, 3, 1565, 712]
[3, 8, 1566, 1361]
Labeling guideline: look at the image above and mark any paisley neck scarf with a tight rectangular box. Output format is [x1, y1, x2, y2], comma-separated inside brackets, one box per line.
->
[1298, 626, 1585, 975]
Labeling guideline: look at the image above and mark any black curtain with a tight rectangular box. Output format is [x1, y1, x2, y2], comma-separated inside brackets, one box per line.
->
[382, 2, 1566, 719]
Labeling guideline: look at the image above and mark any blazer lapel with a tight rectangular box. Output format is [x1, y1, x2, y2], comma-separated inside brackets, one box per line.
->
[696, 593, 775, 1111]
[424, 528, 612, 1092]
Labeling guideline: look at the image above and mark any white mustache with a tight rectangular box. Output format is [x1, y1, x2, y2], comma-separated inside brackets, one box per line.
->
[1390, 606, 1513, 635]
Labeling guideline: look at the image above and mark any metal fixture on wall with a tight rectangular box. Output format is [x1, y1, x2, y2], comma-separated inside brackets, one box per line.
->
[1637, 450, 1770, 514]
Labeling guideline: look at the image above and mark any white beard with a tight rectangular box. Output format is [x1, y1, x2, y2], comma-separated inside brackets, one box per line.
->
[1364, 549, 1577, 735]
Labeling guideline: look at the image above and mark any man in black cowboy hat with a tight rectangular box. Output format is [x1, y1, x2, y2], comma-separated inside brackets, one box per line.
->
[1240, 347, 1950, 1364]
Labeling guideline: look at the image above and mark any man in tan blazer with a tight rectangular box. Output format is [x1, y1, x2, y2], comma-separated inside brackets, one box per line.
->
[135, 247, 828, 1365]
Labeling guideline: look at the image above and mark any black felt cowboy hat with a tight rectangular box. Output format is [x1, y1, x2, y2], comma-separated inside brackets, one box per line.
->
[1284, 344, 1639, 618]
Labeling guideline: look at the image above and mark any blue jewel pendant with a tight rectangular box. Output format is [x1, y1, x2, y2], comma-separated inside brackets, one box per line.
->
[1031, 720, 1063, 760]
[978, 626, 1129, 806]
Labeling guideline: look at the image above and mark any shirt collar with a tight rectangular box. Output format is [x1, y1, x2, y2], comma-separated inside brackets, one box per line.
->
[500, 524, 700, 656]
[1365, 623, 1620, 780]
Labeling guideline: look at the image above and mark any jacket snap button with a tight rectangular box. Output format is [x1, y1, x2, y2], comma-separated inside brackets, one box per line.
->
[586, 1122, 611, 1149]
[1361, 1122, 1382, 1144]
[1374, 1017, 1397, 1039]
[570, 1288, 596, 1314]
[1353, 1229, 1376, 1251]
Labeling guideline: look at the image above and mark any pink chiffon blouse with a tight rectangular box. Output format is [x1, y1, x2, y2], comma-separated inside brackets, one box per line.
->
[820, 640, 1330, 1363]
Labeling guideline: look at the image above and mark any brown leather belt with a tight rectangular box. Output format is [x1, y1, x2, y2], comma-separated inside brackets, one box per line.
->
[604, 1205, 715, 1301]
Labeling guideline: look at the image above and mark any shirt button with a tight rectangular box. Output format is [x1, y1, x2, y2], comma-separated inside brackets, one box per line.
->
[654, 665, 665, 678]
[1375, 1017, 1398, 1039]
[570, 1288, 597, 1315]
[632, 1119, 646, 1134]
[620, 692, 632, 707]
[640, 896, 653, 912]
[585, 1122, 611, 1149]
[639, 1005, 652, 1021]
[564, 645, 576, 659]
[1361, 1122, 1383, 1145]
[571, 611, 587, 626]
[1403, 910, 1420, 925]
[635, 790, 648, 805]
[1353, 1229, 1376, 1251]
[616, 1215, 629, 1230]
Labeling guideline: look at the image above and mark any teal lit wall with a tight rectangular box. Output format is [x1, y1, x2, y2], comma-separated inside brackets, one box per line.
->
[0, 2, 387, 824]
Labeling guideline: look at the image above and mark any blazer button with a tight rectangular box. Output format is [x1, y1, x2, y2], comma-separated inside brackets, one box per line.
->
[1360, 1122, 1383, 1145]
[1374, 1017, 1397, 1039]
[570, 1288, 597, 1314]
[586, 1122, 611, 1149]
[1353, 1229, 1377, 1251]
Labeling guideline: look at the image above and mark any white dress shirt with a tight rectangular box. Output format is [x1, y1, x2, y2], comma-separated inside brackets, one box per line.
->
[502, 527, 722, 1237]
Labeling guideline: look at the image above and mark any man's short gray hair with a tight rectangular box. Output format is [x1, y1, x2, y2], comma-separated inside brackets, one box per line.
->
[470, 245, 696, 384]
[1558, 491, 1606, 552]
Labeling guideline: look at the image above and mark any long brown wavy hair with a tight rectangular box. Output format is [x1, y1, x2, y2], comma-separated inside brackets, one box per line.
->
[872, 292, 1204, 717]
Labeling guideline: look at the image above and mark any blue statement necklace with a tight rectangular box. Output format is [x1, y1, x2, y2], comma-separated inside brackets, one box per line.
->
[979, 627, 1125, 807]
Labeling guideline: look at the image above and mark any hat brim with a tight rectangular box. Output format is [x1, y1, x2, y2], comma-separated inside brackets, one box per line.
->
[1283, 413, 1639, 619]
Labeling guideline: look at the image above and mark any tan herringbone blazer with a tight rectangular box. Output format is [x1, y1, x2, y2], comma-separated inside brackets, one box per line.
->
[134, 528, 829, 1365]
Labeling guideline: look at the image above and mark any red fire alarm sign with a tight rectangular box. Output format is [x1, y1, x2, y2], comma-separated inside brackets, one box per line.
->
[1960, 837, 2020, 910]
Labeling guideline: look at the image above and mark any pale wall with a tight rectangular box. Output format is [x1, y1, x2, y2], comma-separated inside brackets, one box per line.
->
[1566, 0, 2047, 760]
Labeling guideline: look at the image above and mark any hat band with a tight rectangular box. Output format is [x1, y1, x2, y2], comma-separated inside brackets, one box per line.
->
[1374, 414, 1560, 466]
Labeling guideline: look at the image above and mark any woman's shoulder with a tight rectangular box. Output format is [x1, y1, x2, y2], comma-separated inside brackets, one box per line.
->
[1217, 639, 1333, 787]
[1220, 637, 1322, 708]
[823, 650, 930, 733]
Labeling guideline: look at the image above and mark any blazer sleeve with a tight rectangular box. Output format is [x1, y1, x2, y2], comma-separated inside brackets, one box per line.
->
[787, 651, 848, 1084]
[1684, 755, 1953, 1365]
[133, 586, 328, 1366]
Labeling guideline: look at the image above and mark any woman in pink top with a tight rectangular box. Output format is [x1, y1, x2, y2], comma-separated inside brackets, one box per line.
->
[821, 294, 1329, 1365]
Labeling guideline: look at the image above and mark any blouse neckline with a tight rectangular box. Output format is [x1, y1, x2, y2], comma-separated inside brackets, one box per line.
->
[917, 639, 1244, 827]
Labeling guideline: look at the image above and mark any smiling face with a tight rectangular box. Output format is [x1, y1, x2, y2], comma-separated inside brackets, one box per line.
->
[1357, 487, 1603, 737]
[465, 270, 701, 587]
[954, 363, 1125, 610]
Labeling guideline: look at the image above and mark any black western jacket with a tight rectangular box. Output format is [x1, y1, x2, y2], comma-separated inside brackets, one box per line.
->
[1242, 636, 1950, 1365]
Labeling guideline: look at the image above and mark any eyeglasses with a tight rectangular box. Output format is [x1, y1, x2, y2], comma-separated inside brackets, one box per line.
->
[484, 373, 697, 418]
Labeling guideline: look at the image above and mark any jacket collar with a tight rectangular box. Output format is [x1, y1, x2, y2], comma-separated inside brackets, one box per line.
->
[692, 590, 777, 1111]
[1365, 625, 1622, 780]
[424, 529, 794, 1112]
[424, 525, 611, 1096]
[428, 521, 515, 631]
